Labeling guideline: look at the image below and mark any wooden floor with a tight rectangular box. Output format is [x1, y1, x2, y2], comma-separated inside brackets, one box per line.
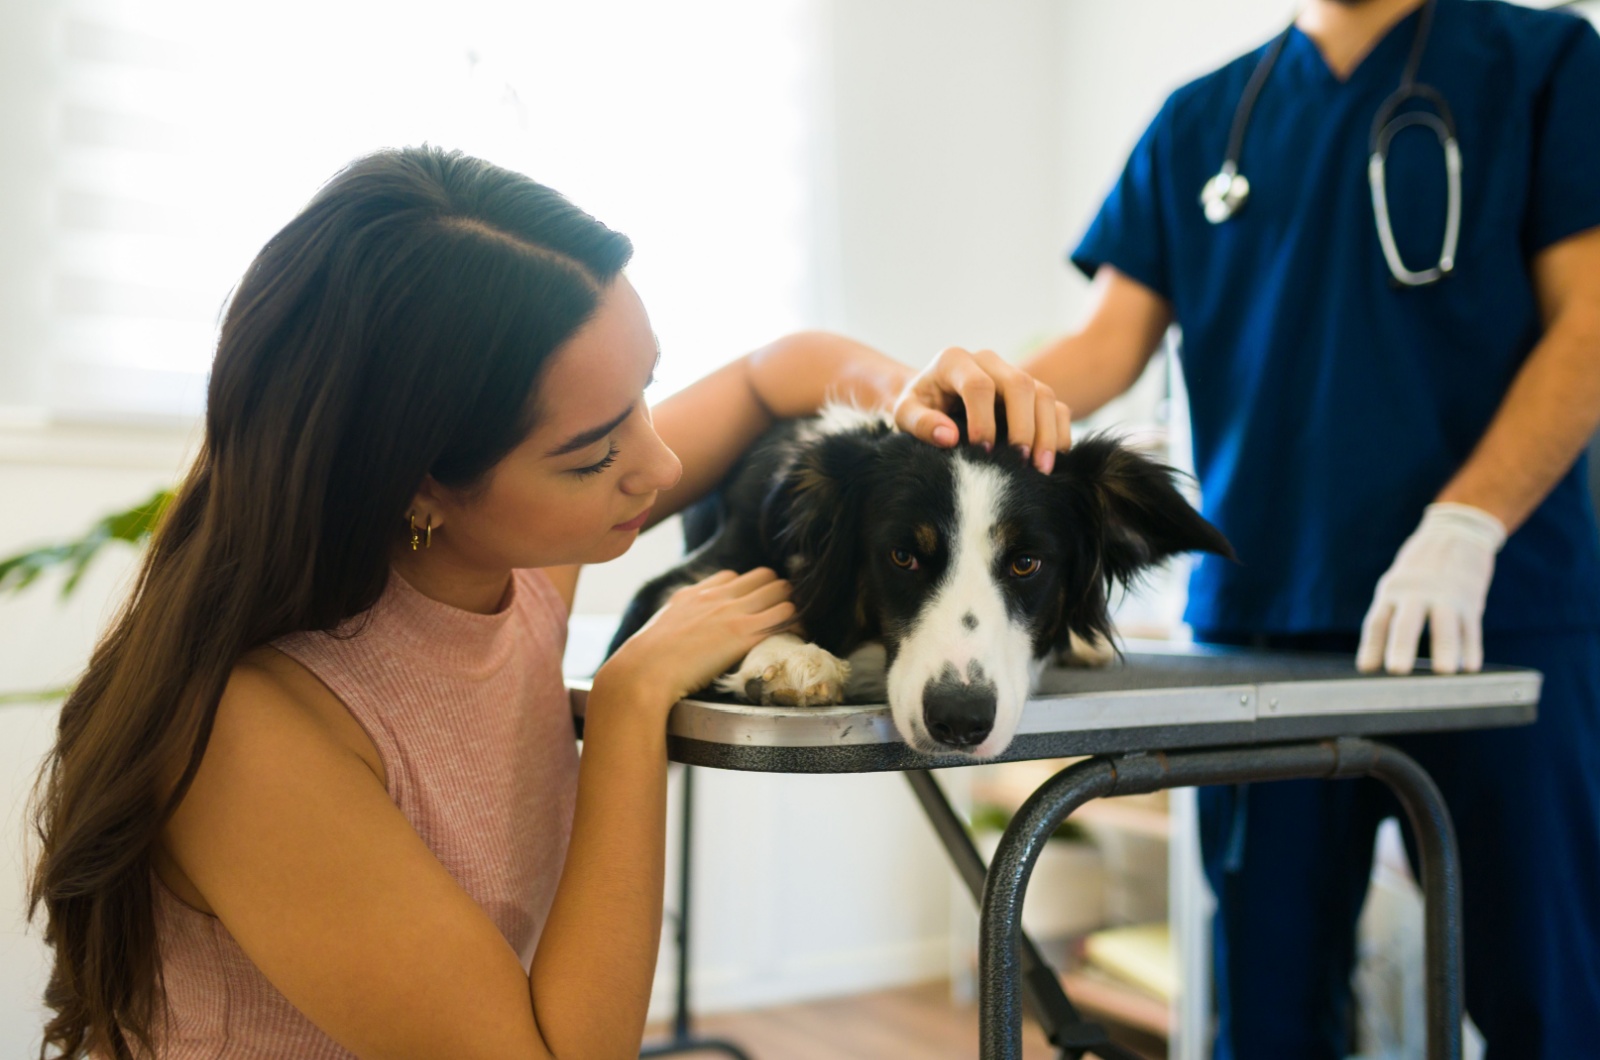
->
[642, 980, 1164, 1059]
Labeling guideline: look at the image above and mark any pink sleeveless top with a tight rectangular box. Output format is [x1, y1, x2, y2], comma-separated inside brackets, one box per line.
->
[148, 567, 580, 1058]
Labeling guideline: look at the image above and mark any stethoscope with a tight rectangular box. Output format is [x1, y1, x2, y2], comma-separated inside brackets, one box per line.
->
[1199, 0, 1461, 287]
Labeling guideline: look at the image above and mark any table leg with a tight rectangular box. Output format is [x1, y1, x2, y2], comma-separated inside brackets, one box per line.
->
[905, 770, 1144, 1060]
[639, 765, 754, 1060]
[977, 739, 1462, 1060]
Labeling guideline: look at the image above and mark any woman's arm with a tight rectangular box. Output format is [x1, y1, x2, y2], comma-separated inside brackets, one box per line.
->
[161, 571, 792, 1060]
[646, 331, 912, 525]
[649, 329, 1082, 524]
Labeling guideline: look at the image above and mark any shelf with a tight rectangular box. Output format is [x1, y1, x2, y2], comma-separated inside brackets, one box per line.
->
[1060, 970, 1170, 1039]
[970, 764, 1171, 840]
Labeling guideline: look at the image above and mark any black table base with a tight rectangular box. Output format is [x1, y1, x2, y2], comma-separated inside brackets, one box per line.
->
[638, 765, 754, 1060]
[909, 737, 1463, 1060]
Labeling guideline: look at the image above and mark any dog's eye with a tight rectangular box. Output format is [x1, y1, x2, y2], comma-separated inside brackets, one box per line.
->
[890, 547, 919, 570]
[1009, 555, 1041, 578]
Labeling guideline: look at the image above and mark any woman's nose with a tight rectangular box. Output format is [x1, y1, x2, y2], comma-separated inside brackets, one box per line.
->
[624, 428, 682, 495]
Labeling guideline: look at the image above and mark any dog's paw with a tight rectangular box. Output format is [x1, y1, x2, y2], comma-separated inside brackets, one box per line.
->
[1057, 630, 1117, 668]
[718, 634, 850, 706]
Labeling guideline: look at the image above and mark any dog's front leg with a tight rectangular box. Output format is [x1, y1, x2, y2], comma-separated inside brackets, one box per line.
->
[1056, 629, 1118, 668]
[717, 633, 851, 707]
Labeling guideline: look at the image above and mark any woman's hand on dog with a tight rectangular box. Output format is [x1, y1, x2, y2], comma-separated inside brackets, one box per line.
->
[894, 346, 1073, 473]
[594, 568, 796, 712]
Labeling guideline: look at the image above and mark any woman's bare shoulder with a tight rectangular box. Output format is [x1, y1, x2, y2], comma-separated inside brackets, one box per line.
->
[154, 648, 546, 1057]
[231, 645, 386, 786]
[154, 647, 388, 914]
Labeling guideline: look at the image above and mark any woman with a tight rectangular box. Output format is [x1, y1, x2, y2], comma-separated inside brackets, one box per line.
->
[28, 146, 1068, 1059]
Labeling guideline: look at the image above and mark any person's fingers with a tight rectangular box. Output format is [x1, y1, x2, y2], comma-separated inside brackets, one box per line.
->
[1001, 378, 1036, 460]
[1356, 598, 1392, 673]
[1461, 613, 1485, 674]
[691, 569, 740, 589]
[895, 398, 960, 448]
[753, 600, 798, 631]
[954, 369, 997, 450]
[1384, 598, 1427, 674]
[1055, 403, 1073, 447]
[1428, 605, 1462, 674]
[1030, 387, 1057, 470]
[971, 350, 1033, 454]
[1039, 402, 1072, 473]
[724, 566, 780, 592]
[736, 577, 793, 612]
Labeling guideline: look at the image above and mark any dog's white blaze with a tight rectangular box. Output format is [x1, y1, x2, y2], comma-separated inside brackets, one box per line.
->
[888, 458, 1035, 758]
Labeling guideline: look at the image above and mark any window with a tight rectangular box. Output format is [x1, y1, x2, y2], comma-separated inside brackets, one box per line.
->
[28, 0, 814, 420]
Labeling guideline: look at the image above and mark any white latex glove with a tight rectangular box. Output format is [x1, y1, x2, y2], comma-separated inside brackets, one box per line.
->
[1357, 502, 1507, 675]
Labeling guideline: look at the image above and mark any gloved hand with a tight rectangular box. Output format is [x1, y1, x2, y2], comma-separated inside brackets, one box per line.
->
[1357, 502, 1507, 675]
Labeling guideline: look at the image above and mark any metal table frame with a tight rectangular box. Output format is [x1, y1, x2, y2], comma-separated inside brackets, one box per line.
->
[586, 647, 1538, 1060]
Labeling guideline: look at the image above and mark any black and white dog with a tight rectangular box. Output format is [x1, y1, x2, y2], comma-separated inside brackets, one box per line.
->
[609, 407, 1234, 758]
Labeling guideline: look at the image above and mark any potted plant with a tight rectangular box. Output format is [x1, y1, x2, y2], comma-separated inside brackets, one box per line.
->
[969, 803, 1106, 942]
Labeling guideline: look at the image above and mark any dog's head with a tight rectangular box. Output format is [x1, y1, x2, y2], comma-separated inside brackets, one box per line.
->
[768, 408, 1233, 758]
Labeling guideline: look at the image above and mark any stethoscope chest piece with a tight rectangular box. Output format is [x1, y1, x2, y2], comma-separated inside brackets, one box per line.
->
[1201, 163, 1251, 224]
[1198, 0, 1459, 286]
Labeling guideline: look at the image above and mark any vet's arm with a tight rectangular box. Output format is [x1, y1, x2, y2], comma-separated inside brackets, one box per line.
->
[1020, 265, 1174, 420]
[1357, 226, 1600, 676]
[647, 331, 911, 524]
[1433, 225, 1600, 533]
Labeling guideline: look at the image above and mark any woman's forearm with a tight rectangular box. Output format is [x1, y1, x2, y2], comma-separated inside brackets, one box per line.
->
[649, 332, 912, 524]
[744, 330, 911, 419]
[529, 686, 670, 1058]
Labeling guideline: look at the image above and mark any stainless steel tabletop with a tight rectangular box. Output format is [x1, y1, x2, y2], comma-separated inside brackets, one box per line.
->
[621, 642, 1541, 773]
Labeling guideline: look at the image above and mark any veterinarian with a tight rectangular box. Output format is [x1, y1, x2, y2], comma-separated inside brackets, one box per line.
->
[28, 147, 1068, 1059]
[900, 0, 1600, 1055]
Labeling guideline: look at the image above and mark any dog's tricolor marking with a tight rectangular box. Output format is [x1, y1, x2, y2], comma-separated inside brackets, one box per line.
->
[887, 458, 1038, 756]
[606, 405, 1234, 758]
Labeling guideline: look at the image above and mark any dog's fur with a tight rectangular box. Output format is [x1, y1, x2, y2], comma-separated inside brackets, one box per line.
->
[608, 407, 1234, 758]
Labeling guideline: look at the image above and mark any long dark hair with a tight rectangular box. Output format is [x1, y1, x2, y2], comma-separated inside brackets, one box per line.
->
[27, 146, 632, 1059]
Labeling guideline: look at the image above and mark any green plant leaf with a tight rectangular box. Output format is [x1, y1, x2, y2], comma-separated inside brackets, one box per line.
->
[0, 488, 173, 600]
[970, 801, 1092, 844]
[0, 686, 71, 707]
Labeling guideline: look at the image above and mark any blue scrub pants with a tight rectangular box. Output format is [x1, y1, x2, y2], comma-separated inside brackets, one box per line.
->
[1195, 628, 1600, 1060]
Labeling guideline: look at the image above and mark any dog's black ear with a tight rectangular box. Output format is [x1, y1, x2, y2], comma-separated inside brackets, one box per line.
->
[762, 428, 881, 652]
[1052, 435, 1235, 646]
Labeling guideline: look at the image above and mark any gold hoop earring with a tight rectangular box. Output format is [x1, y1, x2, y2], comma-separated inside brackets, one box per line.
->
[408, 512, 435, 551]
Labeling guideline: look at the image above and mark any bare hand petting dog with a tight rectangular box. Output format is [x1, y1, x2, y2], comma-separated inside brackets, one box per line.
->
[594, 568, 796, 710]
[894, 346, 1074, 474]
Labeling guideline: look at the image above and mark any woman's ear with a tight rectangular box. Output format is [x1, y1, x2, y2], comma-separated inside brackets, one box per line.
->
[405, 475, 450, 534]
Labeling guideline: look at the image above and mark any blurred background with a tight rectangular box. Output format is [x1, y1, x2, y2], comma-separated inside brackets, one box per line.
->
[2, 1, 1594, 1057]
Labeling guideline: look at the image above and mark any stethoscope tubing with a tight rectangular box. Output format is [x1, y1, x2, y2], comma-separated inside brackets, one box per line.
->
[1201, 0, 1462, 287]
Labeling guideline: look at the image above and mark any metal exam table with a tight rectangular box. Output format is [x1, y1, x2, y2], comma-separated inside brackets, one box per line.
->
[584, 644, 1540, 1060]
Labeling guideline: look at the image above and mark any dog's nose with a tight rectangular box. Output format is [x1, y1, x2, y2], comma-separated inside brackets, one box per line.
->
[922, 663, 997, 749]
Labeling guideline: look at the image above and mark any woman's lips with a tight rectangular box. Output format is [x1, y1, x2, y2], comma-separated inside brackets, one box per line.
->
[613, 507, 652, 532]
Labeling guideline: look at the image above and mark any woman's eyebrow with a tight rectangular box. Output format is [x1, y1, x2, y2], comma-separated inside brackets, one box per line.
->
[546, 403, 634, 457]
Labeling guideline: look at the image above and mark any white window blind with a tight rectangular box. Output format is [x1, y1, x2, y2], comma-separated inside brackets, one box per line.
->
[24, 0, 815, 421]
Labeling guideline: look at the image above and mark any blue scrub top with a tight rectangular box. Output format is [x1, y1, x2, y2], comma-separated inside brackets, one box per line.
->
[1073, 0, 1600, 635]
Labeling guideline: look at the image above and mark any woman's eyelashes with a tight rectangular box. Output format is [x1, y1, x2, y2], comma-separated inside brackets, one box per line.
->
[572, 443, 620, 478]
